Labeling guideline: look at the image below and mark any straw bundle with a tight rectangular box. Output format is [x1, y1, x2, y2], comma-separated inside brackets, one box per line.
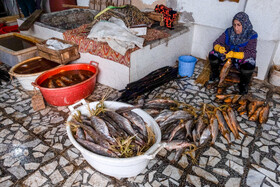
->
[195, 58, 210, 86]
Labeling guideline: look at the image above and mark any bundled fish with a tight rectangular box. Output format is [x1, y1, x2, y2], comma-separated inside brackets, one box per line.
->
[154, 100, 242, 147]
[117, 66, 178, 102]
[215, 94, 270, 124]
[67, 101, 156, 158]
[140, 98, 250, 163]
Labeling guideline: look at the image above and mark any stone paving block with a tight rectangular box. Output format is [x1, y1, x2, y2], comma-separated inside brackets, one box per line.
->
[0, 62, 279, 186]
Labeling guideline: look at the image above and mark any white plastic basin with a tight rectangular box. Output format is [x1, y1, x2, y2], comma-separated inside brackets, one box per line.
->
[9, 56, 60, 90]
[66, 100, 163, 178]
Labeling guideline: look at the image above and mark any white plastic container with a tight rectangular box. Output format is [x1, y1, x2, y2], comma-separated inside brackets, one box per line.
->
[66, 100, 165, 178]
[9, 56, 60, 90]
[269, 65, 280, 87]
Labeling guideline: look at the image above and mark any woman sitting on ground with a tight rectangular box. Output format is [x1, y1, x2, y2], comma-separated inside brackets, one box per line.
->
[209, 12, 258, 95]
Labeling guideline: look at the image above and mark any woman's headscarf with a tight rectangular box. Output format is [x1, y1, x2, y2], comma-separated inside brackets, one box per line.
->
[227, 12, 257, 46]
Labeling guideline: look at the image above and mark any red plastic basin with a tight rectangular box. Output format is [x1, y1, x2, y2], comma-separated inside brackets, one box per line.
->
[32, 61, 99, 106]
[0, 25, 19, 34]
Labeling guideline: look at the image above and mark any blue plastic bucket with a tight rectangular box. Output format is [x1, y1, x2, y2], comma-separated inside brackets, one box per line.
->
[178, 55, 197, 77]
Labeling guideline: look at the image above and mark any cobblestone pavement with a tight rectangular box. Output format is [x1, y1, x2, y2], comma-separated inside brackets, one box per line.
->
[0, 61, 280, 187]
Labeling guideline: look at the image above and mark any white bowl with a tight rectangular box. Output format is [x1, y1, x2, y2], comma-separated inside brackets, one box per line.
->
[9, 56, 60, 90]
[66, 100, 162, 178]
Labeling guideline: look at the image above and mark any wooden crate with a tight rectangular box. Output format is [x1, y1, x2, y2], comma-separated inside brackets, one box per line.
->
[36, 37, 80, 64]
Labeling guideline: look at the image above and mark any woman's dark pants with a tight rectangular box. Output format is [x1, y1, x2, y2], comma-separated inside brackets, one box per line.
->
[209, 54, 255, 95]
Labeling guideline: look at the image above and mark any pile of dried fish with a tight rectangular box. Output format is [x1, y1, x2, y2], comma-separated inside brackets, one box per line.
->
[141, 98, 247, 162]
[216, 94, 270, 124]
[154, 103, 245, 144]
[67, 101, 156, 158]
[117, 66, 178, 102]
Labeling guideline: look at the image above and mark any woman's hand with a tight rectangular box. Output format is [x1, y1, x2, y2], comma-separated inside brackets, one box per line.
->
[214, 44, 226, 54]
[225, 51, 234, 59]
[226, 51, 244, 59]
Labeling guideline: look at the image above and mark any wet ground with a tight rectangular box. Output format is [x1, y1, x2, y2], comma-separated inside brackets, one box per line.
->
[0, 61, 280, 187]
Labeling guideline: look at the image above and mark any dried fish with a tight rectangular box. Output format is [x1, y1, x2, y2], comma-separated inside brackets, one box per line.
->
[222, 110, 239, 139]
[84, 130, 95, 142]
[121, 110, 148, 138]
[199, 127, 211, 145]
[60, 75, 73, 83]
[216, 94, 233, 100]
[98, 113, 128, 137]
[163, 140, 196, 151]
[232, 95, 242, 104]
[248, 100, 265, 117]
[115, 106, 140, 113]
[224, 133, 231, 145]
[174, 130, 187, 140]
[143, 98, 178, 110]
[143, 109, 160, 117]
[104, 120, 122, 138]
[154, 109, 174, 123]
[48, 80, 55, 88]
[226, 107, 240, 139]
[70, 120, 110, 148]
[55, 78, 66, 87]
[237, 100, 248, 113]
[76, 138, 119, 157]
[90, 115, 116, 144]
[238, 96, 248, 105]
[147, 98, 177, 104]
[215, 109, 231, 144]
[196, 116, 207, 138]
[218, 59, 232, 87]
[227, 108, 247, 136]
[215, 110, 229, 135]
[76, 127, 85, 139]
[239, 110, 247, 116]
[209, 115, 219, 145]
[168, 122, 185, 142]
[224, 96, 233, 103]
[192, 129, 198, 145]
[259, 104, 269, 124]
[104, 110, 145, 144]
[159, 110, 192, 128]
[249, 106, 262, 121]
[184, 119, 194, 139]
[78, 72, 86, 80]
[162, 122, 180, 140]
